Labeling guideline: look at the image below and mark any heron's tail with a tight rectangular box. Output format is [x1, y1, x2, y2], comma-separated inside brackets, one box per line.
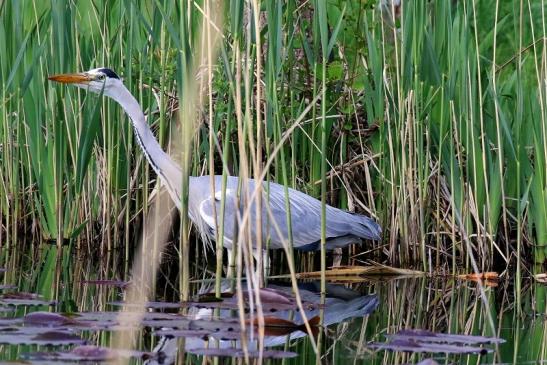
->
[350, 214, 382, 241]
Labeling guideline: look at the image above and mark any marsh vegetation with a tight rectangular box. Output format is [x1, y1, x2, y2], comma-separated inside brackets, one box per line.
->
[1, 0, 547, 363]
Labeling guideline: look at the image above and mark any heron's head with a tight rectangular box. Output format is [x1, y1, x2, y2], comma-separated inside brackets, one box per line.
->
[48, 67, 122, 97]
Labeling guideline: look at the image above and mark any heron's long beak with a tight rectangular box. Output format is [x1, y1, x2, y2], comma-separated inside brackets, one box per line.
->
[48, 73, 91, 84]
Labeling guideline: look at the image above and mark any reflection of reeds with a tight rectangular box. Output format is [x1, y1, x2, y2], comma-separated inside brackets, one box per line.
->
[2, 0, 547, 361]
[1, 0, 547, 298]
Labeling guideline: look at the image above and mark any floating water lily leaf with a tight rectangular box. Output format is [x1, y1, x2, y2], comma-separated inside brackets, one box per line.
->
[80, 279, 129, 288]
[0, 327, 85, 345]
[189, 348, 298, 359]
[369, 329, 504, 354]
[70, 345, 117, 359]
[66, 311, 184, 330]
[369, 339, 489, 354]
[24, 311, 83, 327]
[153, 328, 212, 339]
[68, 311, 243, 333]
[209, 331, 244, 341]
[296, 265, 424, 279]
[1, 326, 76, 336]
[22, 345, 154, 362]
[32, 330, 84, 344]
[70, 345, 153, 361]
[391, 329, 505, 345]
[154, 316, 320, 340]
[0, 292, 57, 306]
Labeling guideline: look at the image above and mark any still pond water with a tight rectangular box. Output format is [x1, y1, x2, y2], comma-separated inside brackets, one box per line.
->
[0, 245, 545, 364]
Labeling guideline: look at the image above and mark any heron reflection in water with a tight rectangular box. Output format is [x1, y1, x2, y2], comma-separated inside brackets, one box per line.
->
[144, 281, 379, 364]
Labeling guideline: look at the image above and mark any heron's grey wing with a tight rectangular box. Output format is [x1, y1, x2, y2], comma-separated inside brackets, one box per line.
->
[195, 181, 328, 249]
[195, 177, 379, 250]
[261, 182, 358, 249]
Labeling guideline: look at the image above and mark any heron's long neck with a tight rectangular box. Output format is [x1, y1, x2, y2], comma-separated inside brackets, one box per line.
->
[111, 86, 183, 206]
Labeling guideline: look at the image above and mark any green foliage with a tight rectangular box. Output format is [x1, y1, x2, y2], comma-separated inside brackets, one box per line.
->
[1, 0, 546, 273]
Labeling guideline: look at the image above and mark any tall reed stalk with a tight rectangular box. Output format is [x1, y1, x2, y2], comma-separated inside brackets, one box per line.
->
[2, 3, 547, 340]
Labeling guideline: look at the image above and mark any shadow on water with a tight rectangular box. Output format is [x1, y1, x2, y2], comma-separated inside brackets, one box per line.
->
[0, 244, 545, 364]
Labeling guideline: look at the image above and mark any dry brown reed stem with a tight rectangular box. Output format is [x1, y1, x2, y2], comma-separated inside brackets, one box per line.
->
[251, 0, 265, 291]
[204, 0, 222, 301]
[109, 190, 175, 365]
[109, 3, 225, 362]
[232, 43, 251, 362]
[232, 93, 324, 355]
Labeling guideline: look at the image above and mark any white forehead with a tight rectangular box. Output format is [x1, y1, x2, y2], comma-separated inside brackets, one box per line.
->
[86, 67, 121, 80]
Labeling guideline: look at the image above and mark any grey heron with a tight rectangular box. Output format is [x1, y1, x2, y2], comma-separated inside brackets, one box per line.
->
[48, 68, 381, 263]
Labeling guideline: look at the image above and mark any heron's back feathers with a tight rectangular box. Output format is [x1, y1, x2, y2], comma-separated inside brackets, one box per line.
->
[190, 176, 381, 251]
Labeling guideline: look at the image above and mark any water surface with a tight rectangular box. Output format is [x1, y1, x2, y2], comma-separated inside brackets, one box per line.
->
[0, 245, 544, 364]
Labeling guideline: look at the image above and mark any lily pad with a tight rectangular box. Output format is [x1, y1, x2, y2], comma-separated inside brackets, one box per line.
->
[24, 311, 83, 327]
[22, 345, 154, 362]
[189, 348, 298, 359]
[369, 329, 504, 354]
[153, 328, 213, 339]
[0, 293, 57, 306]
[0, 327, 85, 345]
[368, 339, 489, 354]
[390, 329, 505, 345]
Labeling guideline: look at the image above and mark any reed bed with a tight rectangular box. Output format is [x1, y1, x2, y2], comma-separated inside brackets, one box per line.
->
[1, 0, 546, 315]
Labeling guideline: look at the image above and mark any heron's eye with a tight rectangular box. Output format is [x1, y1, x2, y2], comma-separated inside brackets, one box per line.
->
[98, 74, 106, 81]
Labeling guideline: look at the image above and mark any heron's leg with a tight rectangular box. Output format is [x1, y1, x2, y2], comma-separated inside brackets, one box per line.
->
[332, 247, 343, 267]
[251, 249, 270, 284]
[226, 248, 235, 279]
[263, 250, 271, 279]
